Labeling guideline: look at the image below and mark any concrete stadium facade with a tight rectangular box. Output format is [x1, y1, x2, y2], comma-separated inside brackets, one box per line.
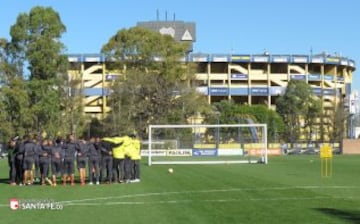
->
[67, 53, 355, 114]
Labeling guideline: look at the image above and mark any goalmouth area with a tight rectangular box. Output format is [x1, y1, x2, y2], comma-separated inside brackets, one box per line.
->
[147, 124, 268, 166]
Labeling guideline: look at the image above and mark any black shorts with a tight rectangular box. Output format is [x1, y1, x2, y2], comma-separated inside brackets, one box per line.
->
[77, 157, 87, 169]
[63, 158, 75, 175]
[51, 159, 62, 175]
[23, 157, 34, 171]
[89, 157, 100, 167]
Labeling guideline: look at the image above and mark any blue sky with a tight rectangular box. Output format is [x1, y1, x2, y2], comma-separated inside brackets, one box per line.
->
[1, 0, 359, 91]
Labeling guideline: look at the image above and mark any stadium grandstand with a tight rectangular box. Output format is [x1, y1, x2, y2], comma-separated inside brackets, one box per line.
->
[67, 19, 356, 142]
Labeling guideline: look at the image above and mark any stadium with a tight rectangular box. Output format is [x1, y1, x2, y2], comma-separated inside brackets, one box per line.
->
[2, 19, 360, 224]
[67, 52, 356, 115]
[67, 19, 356, 143]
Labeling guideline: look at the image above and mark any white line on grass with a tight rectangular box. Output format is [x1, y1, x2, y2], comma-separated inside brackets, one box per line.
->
[58, 185, 358, 204]
[63, 196, 360, 206]
[0, 185, 357, 208]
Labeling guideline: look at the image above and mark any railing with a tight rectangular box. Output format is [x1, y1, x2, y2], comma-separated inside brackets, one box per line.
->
[67, 53, 356, 68]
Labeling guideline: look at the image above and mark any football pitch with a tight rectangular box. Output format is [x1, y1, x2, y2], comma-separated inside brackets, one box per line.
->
[0, 155, 359, 224]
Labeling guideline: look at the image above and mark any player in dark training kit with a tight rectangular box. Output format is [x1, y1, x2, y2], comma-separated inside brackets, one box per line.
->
[22, 135, 36, 185]
[62, 134, 78, 186]
[100, 138, 113, 184]
[51, 138, 64, 186]
[7, 137, 18, 185]
[38, 139, 52, 185]
[77, 137, 89, 186]
[33, 135, 41, 183]
[87, 137, 101, 185]
[13, 137, 24, 185]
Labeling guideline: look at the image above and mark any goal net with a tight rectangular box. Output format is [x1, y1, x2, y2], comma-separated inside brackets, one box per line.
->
[146, 124, 268, 166]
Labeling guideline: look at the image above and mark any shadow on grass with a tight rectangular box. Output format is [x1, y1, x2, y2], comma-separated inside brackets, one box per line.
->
[315, 208, 360, 223]
[0, 178, 11, 184]
[0, 178, 11, 185]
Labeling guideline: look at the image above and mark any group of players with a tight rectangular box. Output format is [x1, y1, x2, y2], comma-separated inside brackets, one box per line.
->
[7, 133, 141, 186]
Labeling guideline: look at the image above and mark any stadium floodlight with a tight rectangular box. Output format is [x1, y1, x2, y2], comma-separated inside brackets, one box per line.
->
[146, 124, 268, 166]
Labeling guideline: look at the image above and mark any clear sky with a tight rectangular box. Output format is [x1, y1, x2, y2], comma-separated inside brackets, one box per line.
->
[1, 0, 359, 91]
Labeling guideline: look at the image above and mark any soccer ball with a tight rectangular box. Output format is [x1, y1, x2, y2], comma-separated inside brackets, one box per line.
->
[168, 168, 174, 174]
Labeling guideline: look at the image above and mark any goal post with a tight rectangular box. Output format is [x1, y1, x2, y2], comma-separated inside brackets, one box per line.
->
[147, 124, 268, 166]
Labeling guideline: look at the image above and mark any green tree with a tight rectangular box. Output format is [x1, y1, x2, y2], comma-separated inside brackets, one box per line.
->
[60, 77, 87, 138]
[10, 6, 67, 80]
[276, 80, 321, 145]
[101, 27, 209, 138]
[204, 100, 285, 142]
[303, 97, 322, 142]
[8, 6, 83, 137]
[327, 99, 347, 143]
[0, 38, 32, 140]
[0, 38, 14, 141]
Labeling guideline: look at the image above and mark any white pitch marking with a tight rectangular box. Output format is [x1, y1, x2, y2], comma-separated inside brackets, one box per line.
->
[1, 186, 356, 207]
[63, 196, 360, 207]
[0, 192, 359, 208]
[59, 185, 358, 205]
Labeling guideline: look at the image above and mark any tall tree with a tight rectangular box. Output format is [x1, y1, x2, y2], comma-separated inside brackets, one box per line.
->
[8, 6, 79, 137]
[10, 6, 67, 80]
[303, 96, 322, 142]
[60, 76, 86, 138]
[0, 38, 14, 140]
[205, 100, 285, 142]
[101, 27, 209, 137]
[0, 38, 32, 140]
[276, 80, 321, 145]
[327, 99, 347, 142]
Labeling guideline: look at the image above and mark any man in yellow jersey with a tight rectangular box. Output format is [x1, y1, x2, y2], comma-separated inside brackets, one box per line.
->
[103, 136, 126, 183]
[116, 135, 133, 183]
[122, 135, 134, 183]
[129, 134, 141, 183]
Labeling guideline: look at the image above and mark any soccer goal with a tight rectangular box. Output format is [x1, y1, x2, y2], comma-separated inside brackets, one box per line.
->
[147, 124, 268, 166]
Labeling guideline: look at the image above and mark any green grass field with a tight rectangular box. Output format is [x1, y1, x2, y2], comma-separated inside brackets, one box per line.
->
[0, 155, 359, 224]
